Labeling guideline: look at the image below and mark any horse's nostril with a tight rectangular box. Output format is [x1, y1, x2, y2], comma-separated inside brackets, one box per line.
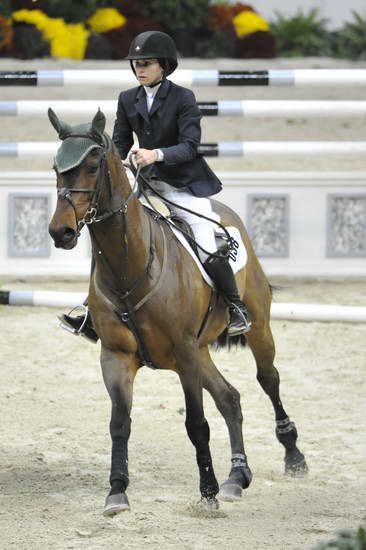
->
[49, 225, 76, 245]
[63, 227, 76, 243]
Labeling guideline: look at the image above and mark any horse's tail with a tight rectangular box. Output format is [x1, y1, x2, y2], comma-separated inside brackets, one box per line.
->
[211, 329, 247, 351]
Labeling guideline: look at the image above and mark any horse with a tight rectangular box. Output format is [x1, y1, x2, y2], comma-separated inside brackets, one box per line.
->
[48, 108, 308, 517]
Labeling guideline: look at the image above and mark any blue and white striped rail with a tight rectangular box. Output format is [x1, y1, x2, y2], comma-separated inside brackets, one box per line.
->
[2, 99, 366, 118]
[1, 289, 366, 322]
[1, 141, 366, 158]
[1, 69, 366, 87]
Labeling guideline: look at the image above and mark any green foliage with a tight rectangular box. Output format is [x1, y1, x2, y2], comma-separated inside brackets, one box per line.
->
[142, 0, 210, 32]
[12, 22, 50, 59]
[44, 0, 101, 23]
[270, 8, 332, 57]
[332, 11, 366, 60]
[312, 527, 366, 550]
[0, 0, 11, 17]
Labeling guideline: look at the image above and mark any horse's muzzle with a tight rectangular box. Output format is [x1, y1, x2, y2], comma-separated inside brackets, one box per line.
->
[49, 224, 78, 249]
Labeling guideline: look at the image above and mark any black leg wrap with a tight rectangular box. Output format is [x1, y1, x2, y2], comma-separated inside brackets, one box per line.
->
[197, 453, 219, 499]
[275, 418, 308, 475]
[109, 438, 129, 494]
[275, 418, 298, 447]
[185, 419, 219, 499]
[228, 454, 252, 489]
[218, 453, 252, 500]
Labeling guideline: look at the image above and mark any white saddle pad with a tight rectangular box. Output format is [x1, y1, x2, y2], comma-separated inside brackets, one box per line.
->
[169, 225, 247, 287]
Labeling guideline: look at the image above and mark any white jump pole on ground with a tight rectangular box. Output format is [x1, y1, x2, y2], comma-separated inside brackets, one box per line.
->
[2, 100, 366, 118]
[271, 303, 366, 323]
[2, 141, 366, 158]
[2, 69, 366, 87]
[0, 290, 87, 307]
[1, 290, 366, 323]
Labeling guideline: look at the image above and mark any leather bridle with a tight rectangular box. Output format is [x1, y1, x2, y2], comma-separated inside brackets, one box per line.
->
[56, 143, 139, 236]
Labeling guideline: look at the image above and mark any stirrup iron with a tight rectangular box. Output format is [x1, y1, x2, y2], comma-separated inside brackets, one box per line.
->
[227, 303, 252, 335]
[58, 304, 88, 335]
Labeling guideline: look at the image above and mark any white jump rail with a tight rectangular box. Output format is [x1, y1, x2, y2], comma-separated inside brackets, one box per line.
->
[1, 141, 366, 158]
[2, 99, 366, 118]
[1, 290, 365, 323]
[2, 69, 366, 87]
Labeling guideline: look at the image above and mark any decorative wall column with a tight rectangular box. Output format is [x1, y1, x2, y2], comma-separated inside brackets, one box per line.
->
[247, 194, 290, 257]
[327, 194, 366, 257]
[8, 193, 51, 257]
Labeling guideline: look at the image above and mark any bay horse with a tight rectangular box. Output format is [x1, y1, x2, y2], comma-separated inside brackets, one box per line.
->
[48, 108, 308, 517]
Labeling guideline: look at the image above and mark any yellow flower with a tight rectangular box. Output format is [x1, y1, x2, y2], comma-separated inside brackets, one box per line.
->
[45, 19, 90, 60]
[233, 10, 269, 38]
[12, 9, 90, 60]
[66, 24, 90, 60]
[87, 8, 126, 33]
[12, 9, 49, 30]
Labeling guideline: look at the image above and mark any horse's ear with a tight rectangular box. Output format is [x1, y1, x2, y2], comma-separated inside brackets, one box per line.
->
[48, 108, 72, 139]
[48, 108, 62, 134]
[92, 108, 106, 136]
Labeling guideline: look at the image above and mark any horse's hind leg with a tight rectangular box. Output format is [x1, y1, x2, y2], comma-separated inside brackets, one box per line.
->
[177, 351, 220, 509]
[100, 346, 138, 517]
[199, 347, 252, 501]
[246, 320, 308, 476]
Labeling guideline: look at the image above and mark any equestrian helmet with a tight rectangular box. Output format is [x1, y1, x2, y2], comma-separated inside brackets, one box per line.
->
[126, 31, 178, 76]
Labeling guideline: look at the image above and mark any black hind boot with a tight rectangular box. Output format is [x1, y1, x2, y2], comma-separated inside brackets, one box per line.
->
[203, 254, 251, 336]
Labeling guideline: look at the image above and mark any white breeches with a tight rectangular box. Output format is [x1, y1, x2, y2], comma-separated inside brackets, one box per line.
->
[148, 180, 219, 262]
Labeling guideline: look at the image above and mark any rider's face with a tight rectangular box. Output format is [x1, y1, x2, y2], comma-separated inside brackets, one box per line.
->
[133, 59, 163, 87]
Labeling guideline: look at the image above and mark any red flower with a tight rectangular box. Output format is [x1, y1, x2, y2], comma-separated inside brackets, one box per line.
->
[207, 6, 233, 31]
[0, 16, 14, 52]
[231, 3, 256, 17]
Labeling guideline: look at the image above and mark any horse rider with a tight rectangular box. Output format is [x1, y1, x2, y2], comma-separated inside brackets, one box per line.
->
[61, 30, 251, 341]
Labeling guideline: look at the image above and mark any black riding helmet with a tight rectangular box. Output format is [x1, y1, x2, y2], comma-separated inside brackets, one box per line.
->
[125, 31, 178, 77]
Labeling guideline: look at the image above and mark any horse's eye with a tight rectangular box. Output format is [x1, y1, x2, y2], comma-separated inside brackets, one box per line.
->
[88, 166, 98, 175]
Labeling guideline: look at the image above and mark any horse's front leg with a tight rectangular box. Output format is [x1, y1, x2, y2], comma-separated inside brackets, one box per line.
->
[178, 357, 219, 509]
[100, 346, 138, 517]
[199, 347, 252, 501]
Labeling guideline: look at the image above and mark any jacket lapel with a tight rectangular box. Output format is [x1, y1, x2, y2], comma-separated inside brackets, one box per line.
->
[149, 79, 170, 118]
[135, 86, 149, 123]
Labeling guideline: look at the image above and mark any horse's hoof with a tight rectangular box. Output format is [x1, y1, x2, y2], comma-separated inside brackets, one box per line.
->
[218, 481, 242, 501]
[285, 457, 309, 477]
[103, 492, 130, 517]
[200, 496, 220, 512]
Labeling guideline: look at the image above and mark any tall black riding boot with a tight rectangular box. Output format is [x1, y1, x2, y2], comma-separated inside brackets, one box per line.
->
[204, 254, 251, 336]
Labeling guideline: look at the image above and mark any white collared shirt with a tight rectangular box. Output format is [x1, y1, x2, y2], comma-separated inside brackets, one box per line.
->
[144, 82, 161, 112]
[143, 83, 164, 162]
